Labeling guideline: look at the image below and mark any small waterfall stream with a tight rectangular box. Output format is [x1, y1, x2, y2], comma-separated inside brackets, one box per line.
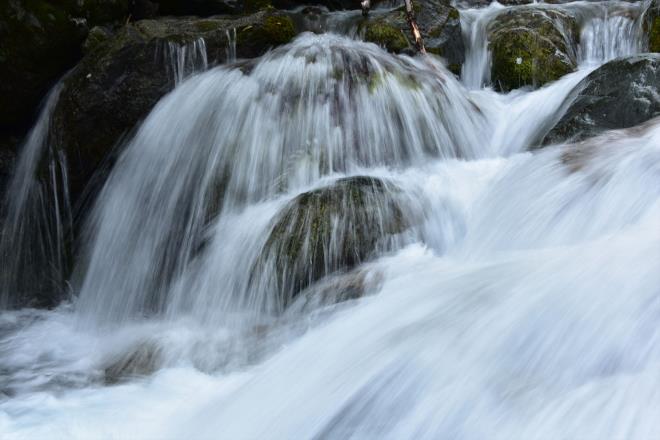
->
[1, 1, 659, 438]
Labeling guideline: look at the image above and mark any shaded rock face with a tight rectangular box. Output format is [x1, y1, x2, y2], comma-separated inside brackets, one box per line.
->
[253, 176, 415, 309]
[0, 137, 18, 195]
[360, 0, 464, 72]
[0, 0, 132, 132]
[488, 7, 579, 91]
[542, 54, 660, 145]
[50, 11, 295, 202]
[0, 1, 87, 132]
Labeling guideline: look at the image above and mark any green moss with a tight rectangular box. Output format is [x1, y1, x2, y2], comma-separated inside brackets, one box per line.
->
[448, 8, 460, 20]
[195, 20, 222, 33]
[83, 26, 112, 54]
[490, 28, 573, 90]
[262, 15, 295, 44]
[364, 22, 409, 53]
[650, 17, 660, 52]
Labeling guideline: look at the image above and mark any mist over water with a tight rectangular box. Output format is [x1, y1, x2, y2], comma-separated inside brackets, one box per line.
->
[1, 0, 659, 438]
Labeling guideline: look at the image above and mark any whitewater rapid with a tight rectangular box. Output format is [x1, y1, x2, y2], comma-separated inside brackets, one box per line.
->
[1, 0, 659, 438]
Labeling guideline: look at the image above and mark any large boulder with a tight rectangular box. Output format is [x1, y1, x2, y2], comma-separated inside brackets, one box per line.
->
[488, 7, 579, 91]
[51, 10, 296, 201]
[253, 176, 415, 308]
[359, 0, 464, 73]
[542, 54, 660, 145]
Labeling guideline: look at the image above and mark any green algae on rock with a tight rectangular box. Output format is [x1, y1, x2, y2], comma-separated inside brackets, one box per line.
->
[488, 7, 579, 91]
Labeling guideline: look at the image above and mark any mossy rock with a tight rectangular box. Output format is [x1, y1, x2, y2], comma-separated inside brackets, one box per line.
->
[488, 7, 579, 91]
[645, 0, 660, 52]
[362, 20, 409, 53]
[542, 54, 660, 145]
[252, 176, 413, 308]
[236, 14, 296, 52]
[83, 25, 114, 54]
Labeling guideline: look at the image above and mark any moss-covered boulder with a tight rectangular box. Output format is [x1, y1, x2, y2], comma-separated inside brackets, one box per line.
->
[645, 0, 660, 52]
[51, 10, 295, 201]
[359, 0, 464, 73]
[542, 54, 660, 145]
[253, 176, 414, 308]
[488, 7, 579, 91]
[362, 20, 409, 53]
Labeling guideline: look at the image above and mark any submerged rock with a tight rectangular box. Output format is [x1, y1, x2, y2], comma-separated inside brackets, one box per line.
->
[254, 176, 415, 308]
[51, 10, 295, 201]
[488, 7, 579, 91]
[360, 0, 464, 73]
[103, 340, 162, 384]
[542, 54, 660, 145]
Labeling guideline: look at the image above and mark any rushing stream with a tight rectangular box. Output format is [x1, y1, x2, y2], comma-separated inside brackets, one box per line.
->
[1, 0, 660, 438]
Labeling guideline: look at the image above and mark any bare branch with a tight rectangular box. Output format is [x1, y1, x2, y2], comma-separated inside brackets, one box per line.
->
[403, 0, 426, 54]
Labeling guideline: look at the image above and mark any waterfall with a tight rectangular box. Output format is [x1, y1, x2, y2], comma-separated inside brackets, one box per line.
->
[460, 0, 647, 88]
[575, 1, 645, 64]
[159, 38, 209, 85]
[0, 83, 72, 309]
[1, 1, 660, 438]
[73, 33, 491, 328]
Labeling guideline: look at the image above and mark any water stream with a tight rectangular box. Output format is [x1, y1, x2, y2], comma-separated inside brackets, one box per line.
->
[1, 1, 659, 438]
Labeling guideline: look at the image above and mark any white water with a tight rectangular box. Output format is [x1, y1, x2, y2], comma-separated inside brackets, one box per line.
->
[1, 1, 659, 438]
[0, 83, 71, 308]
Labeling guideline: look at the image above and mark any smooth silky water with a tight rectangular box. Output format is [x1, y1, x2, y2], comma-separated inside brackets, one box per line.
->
[1, 1, 659, 438]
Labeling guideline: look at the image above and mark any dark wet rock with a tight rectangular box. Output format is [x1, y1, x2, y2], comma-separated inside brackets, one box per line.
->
[0, 1, 87, 132]
[272, 0, 364, 11]
[51, 10, 296, 202]
[103, 341, 162, 384]
[82, 25, 115, 54]
[542, 54, 660, 145]
[359, 0, 464, 72]
[488, 7, 579, 91]
[0, 136, 18, 194]
[285, 268, 385, 314]
[152, 0, 248, 16]
[253, 176, 415, 308]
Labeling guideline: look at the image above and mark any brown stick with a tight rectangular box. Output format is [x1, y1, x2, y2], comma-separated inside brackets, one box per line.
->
[404, 0, 426, 54]
[361, 0, 370, 17]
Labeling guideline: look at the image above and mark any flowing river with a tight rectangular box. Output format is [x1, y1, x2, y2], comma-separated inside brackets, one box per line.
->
[1, 0, 659, 438]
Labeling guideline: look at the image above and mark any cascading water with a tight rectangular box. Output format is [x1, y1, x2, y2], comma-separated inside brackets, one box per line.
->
[1, 1, 659, 438]
[460, 0, 647, 88]
[0, 83, 72, 309]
